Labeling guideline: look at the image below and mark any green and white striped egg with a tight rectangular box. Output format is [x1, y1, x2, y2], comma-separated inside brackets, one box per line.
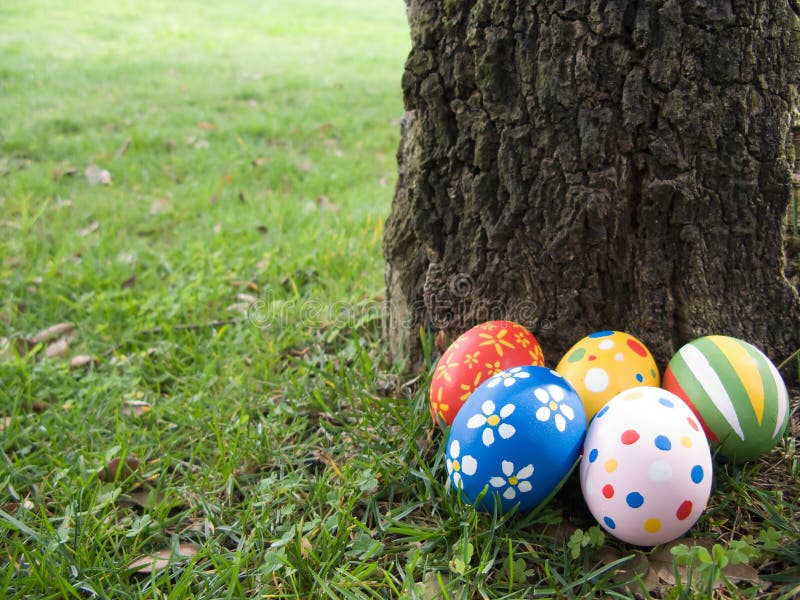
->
[662, 335, 789, 463]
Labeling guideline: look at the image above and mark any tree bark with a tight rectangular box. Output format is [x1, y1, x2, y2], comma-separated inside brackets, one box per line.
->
[383, 0, 800, 371]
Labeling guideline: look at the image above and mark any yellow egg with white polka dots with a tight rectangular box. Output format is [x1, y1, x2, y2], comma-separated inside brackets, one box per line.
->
[556, 331, 660, 422]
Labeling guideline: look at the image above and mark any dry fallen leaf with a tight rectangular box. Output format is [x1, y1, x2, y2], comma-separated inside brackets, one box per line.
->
[213, 223, 221, 234]
[316, 195, 339, 211]
[0, 417, 11, 432]
[85, 164, 112, 186]
[70, 354, 99, 369]
[236, 293, 258, 305]
[435, 330, 448, 353]
[114, 138, 131, 158]
[1, 337, 36, 360]
[122, 400, 151, 417]
[119, 488, 166, 510]
[227, 302, 253, 313]
[641, 538, 760, 591]
[98, 455, 140, 482]
[128, 543, 200, 574]
[32, 322, 75, 344]
[231, 280, 258, 291]
[52, 163, 79, 180]
[197, 121, 216, 130]
[149, 198, 171, 215]
[300, 536, 313, 558]
[45, 338, 70, 359]
[79, 221, 100, 237]
[296, 158, 314, 172]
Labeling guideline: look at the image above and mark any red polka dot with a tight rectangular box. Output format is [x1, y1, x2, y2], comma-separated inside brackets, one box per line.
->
[621, 430, 640, 445]
[676, 500, 693, 520]
[602, 484, 615, 498]
[626, 339, 648, 357]
[687, 417, 699, 431]
[588, 355, 597, 361]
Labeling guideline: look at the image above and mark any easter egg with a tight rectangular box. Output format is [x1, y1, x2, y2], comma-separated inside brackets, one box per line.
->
[580, 387, 713, 546]
[556, 331, 660, 422]
[446, 366, 586, 513]
[430, 320, 545, 427]
[662, 335, 790, 463]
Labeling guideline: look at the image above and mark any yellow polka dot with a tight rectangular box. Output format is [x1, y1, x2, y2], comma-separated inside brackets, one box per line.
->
[604, 459, 618, 473]
[681, 436, 692, 448]
[453, 460, 461, 472]
[644, 518, 662, 533]
[549, 401, 558, 411]
[623, 390, 644, 401]
[487, 415, 500, 426]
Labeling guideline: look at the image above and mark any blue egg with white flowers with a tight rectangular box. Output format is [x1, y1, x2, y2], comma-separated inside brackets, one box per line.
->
[446, 365, 587, 513]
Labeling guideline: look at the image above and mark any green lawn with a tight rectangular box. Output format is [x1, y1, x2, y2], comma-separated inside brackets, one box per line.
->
[1, 1, 798, 599]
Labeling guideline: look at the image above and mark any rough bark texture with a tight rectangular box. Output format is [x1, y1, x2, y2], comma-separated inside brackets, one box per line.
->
[384, 0, 800, 371]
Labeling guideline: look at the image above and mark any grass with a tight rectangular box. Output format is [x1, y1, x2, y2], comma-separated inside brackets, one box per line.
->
[0, 1, 798, 598]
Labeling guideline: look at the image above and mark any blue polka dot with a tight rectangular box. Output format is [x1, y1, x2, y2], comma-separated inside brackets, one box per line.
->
[691, 465, 704, 484]
[589, 330, 615, 338]
[588, 448, 599, 463]
[658, 397, 674, 408]
[626, 492, 644, 508]
[655, 435, 672, 451]
[596, 405, 609, 419]
[635, 373, 644, 383]
[603, 516, 616, 529]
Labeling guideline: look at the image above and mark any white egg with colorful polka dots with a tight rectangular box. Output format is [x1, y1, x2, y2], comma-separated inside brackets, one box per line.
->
[580, 387, 713, 546]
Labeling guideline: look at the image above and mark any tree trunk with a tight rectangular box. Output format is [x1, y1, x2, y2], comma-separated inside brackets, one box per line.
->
[383, 0, 800, 371]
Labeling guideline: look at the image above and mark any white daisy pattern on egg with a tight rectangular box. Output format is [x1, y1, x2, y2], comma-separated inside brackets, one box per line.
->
[487, 366, 531, 389]
[489, 460, 534, 500]
[466, 400, 516, 446]
[446, 440, 478, 489]
[534, 385, 575, 433]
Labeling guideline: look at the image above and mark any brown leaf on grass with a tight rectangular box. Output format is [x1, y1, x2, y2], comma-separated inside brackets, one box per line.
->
[236, 293, 258, 305]
[590, 548, 651, 591]
[227, 302, 253, 313]
[70, 354, 99, 369]
[296, 158, 314, 172]
[231, 280, 258, 291]
[0, 417, 11, 432]
[435, 330, 448, 353]
[32, 322, 75, 344]
[316, 195, 339, 211]
[98, 455, 140, 482]
[45, 338, 70, 359]
[85, 164, 112, 186]
[614, 538, 762, 593]
[114, 138, 131, 158]
[79, 220, 100, 237]
[122, 400, 151, 417]
[0, 337, 37, 361]
[121, 275, 137, 290]
[251, 157, 267, 168]
[119, 488, 166, 510]
[52, 163, 79, 180]
[300, 537, 313, 558]
[128, 543, 200, 574]
[197, 121, 216, 130]
[149, 198, 171, 215]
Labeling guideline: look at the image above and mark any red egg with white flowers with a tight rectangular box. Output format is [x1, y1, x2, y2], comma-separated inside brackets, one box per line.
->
[429, 320, 545, 427]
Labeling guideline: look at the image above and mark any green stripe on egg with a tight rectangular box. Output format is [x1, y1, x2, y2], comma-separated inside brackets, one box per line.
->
[662, 335, 789, 463]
